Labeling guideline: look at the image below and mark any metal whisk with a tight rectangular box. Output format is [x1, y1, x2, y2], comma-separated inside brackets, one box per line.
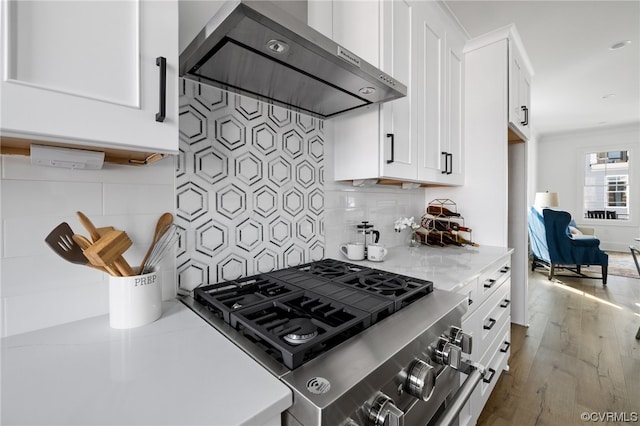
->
[141, 224, 178, 274]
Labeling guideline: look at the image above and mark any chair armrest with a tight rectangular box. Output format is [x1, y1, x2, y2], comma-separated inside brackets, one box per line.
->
[577, 226, 595, 236]
[571, 237, 601, 247]
[572, 234, 597, 240]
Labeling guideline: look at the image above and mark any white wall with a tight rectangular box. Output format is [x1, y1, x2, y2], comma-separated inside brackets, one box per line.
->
[527, 133, 538, 206]
[536, 123, 640, 251]
[0, 155, 176, 337]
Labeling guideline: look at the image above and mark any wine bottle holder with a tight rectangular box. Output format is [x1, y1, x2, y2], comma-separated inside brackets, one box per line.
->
[421, 199, 476, 247]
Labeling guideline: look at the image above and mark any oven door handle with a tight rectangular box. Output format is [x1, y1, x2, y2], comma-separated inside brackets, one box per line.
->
[432, 364, 485, 426]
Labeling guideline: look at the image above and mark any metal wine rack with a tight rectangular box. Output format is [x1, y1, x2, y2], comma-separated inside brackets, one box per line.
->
[420, 199, 475, 247]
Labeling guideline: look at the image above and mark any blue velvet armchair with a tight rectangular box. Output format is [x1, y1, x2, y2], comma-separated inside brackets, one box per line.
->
[528, 207, 608, 285]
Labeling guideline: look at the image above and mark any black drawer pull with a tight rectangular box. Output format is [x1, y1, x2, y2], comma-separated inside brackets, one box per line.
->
[155, 56, 166, 122]
[483, 368, 496, 384]
[500, 341, 511, 353]
[500, 299, 511, 308]
[483, 318, 496, 330]
[500, 266, 510, 273]
[386, 133, 395, 164]
[484, 279, 496, 289]
[468, 298, 473, 306]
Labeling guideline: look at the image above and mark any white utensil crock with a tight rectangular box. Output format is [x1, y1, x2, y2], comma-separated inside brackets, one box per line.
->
[108, 270, 161, 329]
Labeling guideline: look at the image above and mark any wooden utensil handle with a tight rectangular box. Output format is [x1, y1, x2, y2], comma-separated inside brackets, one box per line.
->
[72, 234, 120, 276]
[77, 211, 101, 242]
[113, 256, 135, 277]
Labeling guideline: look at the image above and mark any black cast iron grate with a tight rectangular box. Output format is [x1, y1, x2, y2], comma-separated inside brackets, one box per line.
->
[194, 259, 434, 369]
[230, 292, 370, 369]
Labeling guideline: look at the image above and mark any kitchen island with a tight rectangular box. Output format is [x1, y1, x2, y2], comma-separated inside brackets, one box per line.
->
[1, 300, 292, 426]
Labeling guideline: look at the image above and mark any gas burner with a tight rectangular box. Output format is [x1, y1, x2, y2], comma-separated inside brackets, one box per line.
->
[308, 263, 351, 278]
[358, 275, 408, 295]
[232, 294, 262, 309]
[295, 258, 366, 279]
[282, 318, 319, 345]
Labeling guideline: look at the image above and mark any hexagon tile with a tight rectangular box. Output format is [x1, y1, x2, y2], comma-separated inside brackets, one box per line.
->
[176, 79, 325, 292]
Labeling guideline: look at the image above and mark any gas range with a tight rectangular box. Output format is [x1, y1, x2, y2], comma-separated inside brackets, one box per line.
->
[182, 259, 480, 426]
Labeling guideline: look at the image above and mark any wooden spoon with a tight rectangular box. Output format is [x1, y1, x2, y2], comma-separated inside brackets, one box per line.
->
[138, 213, 173, 275]
[77, 211, 101, 243]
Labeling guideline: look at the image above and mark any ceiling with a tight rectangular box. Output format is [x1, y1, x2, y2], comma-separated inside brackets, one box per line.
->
[444, 0, 640, 139]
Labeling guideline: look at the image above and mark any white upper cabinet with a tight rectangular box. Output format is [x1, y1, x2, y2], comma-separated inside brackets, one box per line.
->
[415, 3, 465, 185]
[465, 25, 533, 143]
[508, 40, 532, 140]
[380, 0, 415, 180]
[0, 0, 178, 153]
[311, 0, 466, 185]
[326, 0, 416, 183]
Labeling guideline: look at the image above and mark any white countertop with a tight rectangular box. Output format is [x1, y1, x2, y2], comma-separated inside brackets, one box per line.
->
[1, 244, 510, 426]
[1, 300, 292, 426]
[339, 244, 514, 292]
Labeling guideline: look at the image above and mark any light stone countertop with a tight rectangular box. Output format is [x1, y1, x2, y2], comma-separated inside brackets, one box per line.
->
[1, 244, 510, 426]
[1, 300, 292, 426]
[336, 244, 514, 292]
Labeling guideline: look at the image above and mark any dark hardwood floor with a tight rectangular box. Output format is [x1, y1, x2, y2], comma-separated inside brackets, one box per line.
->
[477, 268, 640, 425]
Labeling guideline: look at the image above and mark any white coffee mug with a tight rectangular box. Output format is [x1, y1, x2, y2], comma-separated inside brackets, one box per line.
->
[367, 244, 388, 262]
[339, 242, 365, 260]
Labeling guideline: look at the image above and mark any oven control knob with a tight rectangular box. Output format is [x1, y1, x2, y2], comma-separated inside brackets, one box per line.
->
[368, 393, 404, 426]
[404, 359, 436, 401]
[449, 326, 472, 354]
[433, 337, 462, 370]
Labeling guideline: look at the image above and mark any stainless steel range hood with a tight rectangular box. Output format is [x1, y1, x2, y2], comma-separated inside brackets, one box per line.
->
[179, 0, 407, 119]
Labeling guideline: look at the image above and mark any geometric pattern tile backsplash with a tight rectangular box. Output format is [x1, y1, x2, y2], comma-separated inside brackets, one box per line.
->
[176, 79, 325, 293]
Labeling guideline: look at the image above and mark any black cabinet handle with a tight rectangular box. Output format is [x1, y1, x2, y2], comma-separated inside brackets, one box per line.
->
[500, 266, 510, 273]
[500, 341, 511, 353]
[386, 133, 394, 164]
[483, 368, 496, 384]
[521, 106, 528, 126]
[441, 152, 453, 174]
[484, 279, 496, 289]
[500, 299, 511, 308]
[483, 318, 496, 330]
[468, 298, 473, 306]
[156, 56, 167, 122]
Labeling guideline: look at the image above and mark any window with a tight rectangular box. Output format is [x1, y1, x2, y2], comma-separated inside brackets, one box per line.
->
[606, 175, 627, 208]
[583, 150, 630, 220]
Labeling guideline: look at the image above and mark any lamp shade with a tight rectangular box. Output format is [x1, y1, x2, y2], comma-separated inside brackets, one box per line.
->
[534, 192, 559, 208]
